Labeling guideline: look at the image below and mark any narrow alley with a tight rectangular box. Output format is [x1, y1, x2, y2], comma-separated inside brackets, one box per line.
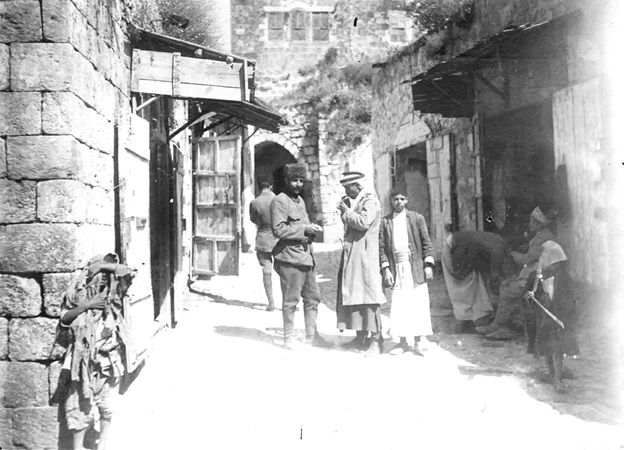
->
[107, 245, 623, 450]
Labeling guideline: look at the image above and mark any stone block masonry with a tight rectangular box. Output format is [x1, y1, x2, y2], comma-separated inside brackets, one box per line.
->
[43, 273, 75, 317]
[0, 92, 42, 136]
[0, 318, 7, 359]
[0, 179, 36, 223]
[0, 0, 42, 43]
[0, 275, 41, 317]
[11, 407, 59, 449]
[0, 0, 141, 447]
[6, 135, 114, 189]
[9, 318, 59, 361]
[0, 44, 9, 90]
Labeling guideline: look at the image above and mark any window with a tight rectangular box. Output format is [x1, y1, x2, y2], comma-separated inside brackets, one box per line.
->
[312, 12, 329, 41]
[268, 12, 284, 40]
[290, 9, 306, 41]
[388, 10, 406, 43]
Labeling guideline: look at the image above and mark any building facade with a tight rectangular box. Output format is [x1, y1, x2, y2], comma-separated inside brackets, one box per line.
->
[371, 0, 615, 291]
[231, 0, 418, 242]
[0, 1, 280, 447]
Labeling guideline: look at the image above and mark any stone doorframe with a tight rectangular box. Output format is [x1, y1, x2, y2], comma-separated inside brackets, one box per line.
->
[252, 130, 300, 161]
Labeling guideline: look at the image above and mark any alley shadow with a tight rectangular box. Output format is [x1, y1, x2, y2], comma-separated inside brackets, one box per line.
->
[189, 285, 269, 311]
[213, 325, 278, 346]
[438, 328, 621, 425]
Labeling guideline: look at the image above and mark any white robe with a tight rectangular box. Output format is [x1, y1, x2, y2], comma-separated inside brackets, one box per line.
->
[389, 211, 433, 338]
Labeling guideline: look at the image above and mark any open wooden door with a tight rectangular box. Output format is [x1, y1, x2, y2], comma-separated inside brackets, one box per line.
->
[192, 135, 241, 277]
[117, 115, 154, 372]
[426, 134, 452, 257]
[552, 77, 607, 286]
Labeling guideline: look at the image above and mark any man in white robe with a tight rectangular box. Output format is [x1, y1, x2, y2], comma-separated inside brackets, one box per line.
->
[379, 191, 434, 355]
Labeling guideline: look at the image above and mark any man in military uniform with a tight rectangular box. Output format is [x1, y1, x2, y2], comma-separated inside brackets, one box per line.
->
[270, 163, 332, 349]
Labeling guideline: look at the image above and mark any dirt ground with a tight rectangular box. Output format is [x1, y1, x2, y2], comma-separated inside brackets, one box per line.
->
[106, 243, 624, 450]
[311, 244, 623, 426]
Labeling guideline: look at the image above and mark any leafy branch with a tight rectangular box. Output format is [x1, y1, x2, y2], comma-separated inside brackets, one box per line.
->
[279, 48, 373, 157]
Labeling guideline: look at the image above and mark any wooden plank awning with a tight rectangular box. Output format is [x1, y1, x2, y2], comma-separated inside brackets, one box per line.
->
[199, 98, 283, 133]
[132, 49, 247, 101]
[130, 28, 284, 132]
[403, 20, 558, 117]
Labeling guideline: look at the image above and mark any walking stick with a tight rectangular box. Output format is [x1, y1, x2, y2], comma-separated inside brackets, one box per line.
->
[526, 268, 565, 329]
[525, 291, 565, 329]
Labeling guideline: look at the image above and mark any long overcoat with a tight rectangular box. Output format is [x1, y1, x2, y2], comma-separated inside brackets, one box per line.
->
[379, 210, 433, 288]
[338, 190, 386, 306]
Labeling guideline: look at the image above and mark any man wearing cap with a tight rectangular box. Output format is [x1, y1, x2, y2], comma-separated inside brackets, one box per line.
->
[270, 163, 331, 349]
[477, 206, 556, 340]
[336, 171, 386, 354]
[250, 180, 278, 311]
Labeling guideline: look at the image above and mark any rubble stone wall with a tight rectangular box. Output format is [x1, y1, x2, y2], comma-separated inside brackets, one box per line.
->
[0, 0, 136, 447]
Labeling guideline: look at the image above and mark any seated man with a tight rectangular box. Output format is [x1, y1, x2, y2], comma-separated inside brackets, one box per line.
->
[477, 206, 556, 340]
[441, 228, 509, 333]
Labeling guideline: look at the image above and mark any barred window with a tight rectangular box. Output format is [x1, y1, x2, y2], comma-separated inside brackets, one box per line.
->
[312, 12, 329, 41]
[268, 12, 284, 40]
[290, 9, 306, 41]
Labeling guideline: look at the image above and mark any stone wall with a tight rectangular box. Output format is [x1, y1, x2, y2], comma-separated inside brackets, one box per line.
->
[232, 0, 418, 242]
[0, 0, 136, 447]
[372, 0, 609, 284]
[371, 44, 478, 231]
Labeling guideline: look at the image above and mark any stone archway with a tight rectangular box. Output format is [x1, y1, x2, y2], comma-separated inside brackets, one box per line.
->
[254, 141, 297, 196]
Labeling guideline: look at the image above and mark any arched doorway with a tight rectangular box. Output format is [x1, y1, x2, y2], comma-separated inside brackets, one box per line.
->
[254, 141, 297, 196]
[254, 140, 317, 229]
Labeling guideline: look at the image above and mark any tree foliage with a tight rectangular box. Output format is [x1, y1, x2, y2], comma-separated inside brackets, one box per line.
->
[155, 0, 222, 48]
[281, 48, 374, 156]
[406, 0, 473, 33]
[125, 0, 222, 49]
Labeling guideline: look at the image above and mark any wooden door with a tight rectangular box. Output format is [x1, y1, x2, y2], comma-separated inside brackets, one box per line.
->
[117, 114, 154, 372]
[472, 114, 484, 231]
[552, 77, 607, 285]
[192, 135, 241, 276]
[172, 145, 185, 325]
[426, 134, 452, 258]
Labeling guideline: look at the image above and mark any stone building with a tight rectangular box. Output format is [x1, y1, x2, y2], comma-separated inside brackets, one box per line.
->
[371, 0, 616, 291]
[0, 0, 280, 447]
[230, 0, 418, 242]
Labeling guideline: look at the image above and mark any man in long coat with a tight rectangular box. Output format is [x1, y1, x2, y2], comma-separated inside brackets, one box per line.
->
[271, 163, 331, 349]
[336, 171, 386, 354]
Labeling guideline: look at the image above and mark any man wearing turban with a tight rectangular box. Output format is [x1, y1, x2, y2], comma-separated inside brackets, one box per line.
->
[477, 206, 556, 340]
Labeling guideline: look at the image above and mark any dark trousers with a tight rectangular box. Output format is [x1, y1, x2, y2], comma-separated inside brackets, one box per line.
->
[274, 261, 321, 340]
[493, 274, 527, 328]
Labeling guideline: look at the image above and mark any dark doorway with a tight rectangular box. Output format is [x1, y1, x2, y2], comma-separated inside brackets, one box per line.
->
[482, 102, 555, 240]
[394, 143, 431, 228]
[254, 142, 297, 196]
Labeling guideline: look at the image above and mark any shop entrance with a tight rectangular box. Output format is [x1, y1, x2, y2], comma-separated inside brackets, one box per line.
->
[481, 102, 555, 240]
